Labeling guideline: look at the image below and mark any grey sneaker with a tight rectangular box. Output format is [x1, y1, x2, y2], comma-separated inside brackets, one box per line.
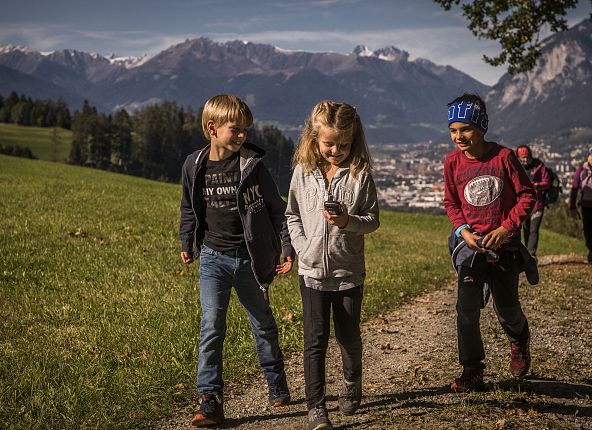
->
[307, 404, 333, 430]
[338, 377, 362, 415]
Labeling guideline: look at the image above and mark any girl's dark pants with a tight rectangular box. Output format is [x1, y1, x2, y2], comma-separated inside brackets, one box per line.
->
[300, 276, 363, 410]
[456, 250, 530, 369]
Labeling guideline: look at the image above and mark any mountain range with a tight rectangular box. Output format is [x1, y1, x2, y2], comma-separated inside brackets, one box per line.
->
[486, 19, 592, 142]
[1, 19, 590, 144]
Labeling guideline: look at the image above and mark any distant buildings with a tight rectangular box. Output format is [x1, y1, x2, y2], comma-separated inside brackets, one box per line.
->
[372, 141, 591, 211]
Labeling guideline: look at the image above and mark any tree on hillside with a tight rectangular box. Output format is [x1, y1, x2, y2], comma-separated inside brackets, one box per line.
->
[183, 106, 207, 153]
[250, 125, 295, 195]
[434, 0, 591, 73]
[55, 99, 71, 129]
[10, 96, 33, 125]
[51, 127, 60, 162]
[89, 114, 112, 169]
[111, 109, 133, 173]
[69, 100, 97, 165]
[135, 105, 164, 180]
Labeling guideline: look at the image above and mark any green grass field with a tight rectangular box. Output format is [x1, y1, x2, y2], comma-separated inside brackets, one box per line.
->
[0, 155, 587, 429]
[0, 123, 72, 162]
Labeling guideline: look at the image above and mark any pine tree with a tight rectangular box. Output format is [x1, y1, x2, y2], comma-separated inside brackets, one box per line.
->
[111, 109, 133, 173]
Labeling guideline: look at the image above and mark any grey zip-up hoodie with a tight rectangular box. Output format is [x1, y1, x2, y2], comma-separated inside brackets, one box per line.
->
[286, 163, 379, 280]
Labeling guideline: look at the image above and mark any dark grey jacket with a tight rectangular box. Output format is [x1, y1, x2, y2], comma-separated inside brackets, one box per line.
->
[448, 233, 539, 285]
[179, 142, 295, 287]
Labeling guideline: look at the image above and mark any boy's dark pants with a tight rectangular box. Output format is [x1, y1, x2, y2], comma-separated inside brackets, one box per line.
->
[456, 251, 530, 369]
[522, 209, 544, 256]
[300, 277, 363, 410]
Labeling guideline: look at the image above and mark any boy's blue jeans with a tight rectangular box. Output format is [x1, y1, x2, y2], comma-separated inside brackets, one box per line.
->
[197, 245, 285, 395]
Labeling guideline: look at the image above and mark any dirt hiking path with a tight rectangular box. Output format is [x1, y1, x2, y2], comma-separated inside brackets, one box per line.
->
[156, 256, 592, 430]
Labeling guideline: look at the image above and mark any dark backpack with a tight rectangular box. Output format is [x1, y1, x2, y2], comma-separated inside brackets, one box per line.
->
[544, 167, 562, 205]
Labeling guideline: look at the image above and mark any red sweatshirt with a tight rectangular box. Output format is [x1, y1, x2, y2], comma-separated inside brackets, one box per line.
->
[444, 142, 536, 237]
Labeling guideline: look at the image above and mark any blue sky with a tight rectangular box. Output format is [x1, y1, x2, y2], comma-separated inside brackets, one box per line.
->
[0, 0, 589, 85]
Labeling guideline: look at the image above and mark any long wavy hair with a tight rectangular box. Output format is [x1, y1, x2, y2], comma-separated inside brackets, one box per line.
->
[292, 101, 372, 178]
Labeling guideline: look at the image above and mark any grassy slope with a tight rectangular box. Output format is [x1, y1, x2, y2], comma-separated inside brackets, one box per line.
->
[0, 123, 72, 161]
[0, 155, 586, 429]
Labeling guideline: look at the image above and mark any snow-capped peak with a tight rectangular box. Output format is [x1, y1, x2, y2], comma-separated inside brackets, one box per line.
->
[352, 45, 374, 57]
[374, 46, 409, 62]
[352, 45, 409, 62]
[0, 44, 31, 55]
[107, 53, 152, 68]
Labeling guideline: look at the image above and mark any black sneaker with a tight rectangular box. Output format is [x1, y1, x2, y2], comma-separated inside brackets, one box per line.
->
[191, 393, 224, 427]
[307, 404, 333, 430]
[338, 377, 362, 415]
[268, 373, 291, 407]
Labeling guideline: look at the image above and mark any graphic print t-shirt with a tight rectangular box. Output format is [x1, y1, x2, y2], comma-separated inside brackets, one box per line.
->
[443, 143, 535, 236]
[202, 152, 245, 252]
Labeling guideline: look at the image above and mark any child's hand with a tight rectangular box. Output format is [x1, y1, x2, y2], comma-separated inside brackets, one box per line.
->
[322, 203, 349, 228]
[482, 226, 510, 250]
[180, 251, 194, 264]
[461, 230, 486, 253]
[276, 256, 293, 275]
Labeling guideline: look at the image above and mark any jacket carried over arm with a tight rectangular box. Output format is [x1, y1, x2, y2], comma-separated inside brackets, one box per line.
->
[179, 142, 295, 287]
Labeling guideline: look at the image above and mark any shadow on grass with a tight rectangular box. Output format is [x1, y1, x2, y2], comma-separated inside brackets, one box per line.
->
[496, 377, 592, 399]
[220, 396, 307, 428]
[359, 381, 592, 423]
[218, 380, 592, 428]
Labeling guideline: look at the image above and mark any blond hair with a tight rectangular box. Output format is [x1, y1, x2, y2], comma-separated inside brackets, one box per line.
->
[201, 94, 253, 140]
[293, 101, 372, 178]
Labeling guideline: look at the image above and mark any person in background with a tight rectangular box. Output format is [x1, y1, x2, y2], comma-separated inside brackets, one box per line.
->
[515, 145, 550, 257]
[569, 147, 592, 264]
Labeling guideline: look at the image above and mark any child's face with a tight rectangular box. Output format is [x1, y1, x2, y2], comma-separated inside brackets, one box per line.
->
[208, 120, 248, 155]
[449, 122, 485, 153]
[317, 126, 352, 167]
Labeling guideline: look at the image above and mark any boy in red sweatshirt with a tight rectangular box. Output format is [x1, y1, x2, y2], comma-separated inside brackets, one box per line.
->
[443, 93, 537, 392]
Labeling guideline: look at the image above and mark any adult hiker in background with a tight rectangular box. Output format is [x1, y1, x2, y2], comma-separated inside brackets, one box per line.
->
[569, 147, 592, 264]
[516, 145, 550, 258]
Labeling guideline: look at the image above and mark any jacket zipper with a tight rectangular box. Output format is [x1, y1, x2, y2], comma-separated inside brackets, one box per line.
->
[236, 157, 268, 294]
[323, 176, 337, 277]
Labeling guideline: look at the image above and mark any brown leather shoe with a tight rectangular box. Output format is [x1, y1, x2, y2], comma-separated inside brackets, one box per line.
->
[191, 393, 224, 427]
[450, 367, 484, 393]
